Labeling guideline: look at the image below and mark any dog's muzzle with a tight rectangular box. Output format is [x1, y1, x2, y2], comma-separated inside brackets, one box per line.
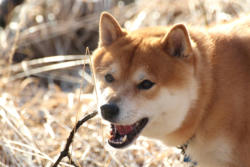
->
[100, 102, 149, 148]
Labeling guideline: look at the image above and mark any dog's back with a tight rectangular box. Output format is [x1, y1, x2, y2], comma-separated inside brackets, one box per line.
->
[186, 16, 250, 167]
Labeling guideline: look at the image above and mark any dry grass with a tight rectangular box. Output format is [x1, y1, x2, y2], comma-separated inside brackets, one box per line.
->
[0, 0, 249, 166]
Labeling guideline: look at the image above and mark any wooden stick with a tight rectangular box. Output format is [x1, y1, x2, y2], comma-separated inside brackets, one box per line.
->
[52, 111, 98, 167]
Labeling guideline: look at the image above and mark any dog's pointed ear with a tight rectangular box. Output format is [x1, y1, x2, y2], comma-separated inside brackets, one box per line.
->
[99, 12, 124, 47]
[161, 24, 193, 58]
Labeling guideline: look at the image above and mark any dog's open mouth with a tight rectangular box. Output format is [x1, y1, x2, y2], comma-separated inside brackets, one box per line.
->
[108, 118, 148, 148]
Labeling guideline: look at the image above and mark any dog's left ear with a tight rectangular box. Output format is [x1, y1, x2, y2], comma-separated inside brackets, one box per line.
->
[99, 12, 125, 47]
[161, 24, 193, 58]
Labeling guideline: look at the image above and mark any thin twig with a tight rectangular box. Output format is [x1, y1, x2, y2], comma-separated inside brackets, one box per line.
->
[52, 111, 98, 167]
[67, 154, 78, 167]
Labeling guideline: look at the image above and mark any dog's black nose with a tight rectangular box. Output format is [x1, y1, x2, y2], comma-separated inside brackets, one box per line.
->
[100, 103, 119, 121]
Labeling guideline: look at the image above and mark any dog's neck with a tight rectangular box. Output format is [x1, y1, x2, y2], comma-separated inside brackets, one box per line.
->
[162, 31, 214, 147]
[178, 135, 195, 155]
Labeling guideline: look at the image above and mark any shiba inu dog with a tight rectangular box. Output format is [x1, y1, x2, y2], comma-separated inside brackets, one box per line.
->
[92, 12, 250, 167]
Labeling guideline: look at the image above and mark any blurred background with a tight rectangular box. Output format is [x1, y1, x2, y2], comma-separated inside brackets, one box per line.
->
[0, 0, 249, 166]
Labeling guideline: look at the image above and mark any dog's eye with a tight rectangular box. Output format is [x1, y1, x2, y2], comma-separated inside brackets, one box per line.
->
[105, 73, 115, 83]
[137, 80, 155, 90]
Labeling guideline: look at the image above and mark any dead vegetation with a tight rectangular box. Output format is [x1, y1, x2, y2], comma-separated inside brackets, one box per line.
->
[0, 0, 249, 166]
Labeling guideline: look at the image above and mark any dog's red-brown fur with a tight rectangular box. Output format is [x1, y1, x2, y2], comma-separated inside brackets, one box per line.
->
[93, 12, 250, 167]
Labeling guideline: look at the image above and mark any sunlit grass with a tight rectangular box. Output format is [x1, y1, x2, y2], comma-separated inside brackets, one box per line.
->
[0, 0, 249, 166]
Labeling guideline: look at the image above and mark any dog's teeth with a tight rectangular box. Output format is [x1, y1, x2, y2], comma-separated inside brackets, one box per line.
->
[115, 140, 123, 144]
[122, 135, 127, 142]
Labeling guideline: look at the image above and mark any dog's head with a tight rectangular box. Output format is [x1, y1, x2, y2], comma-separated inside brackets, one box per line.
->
[92, 12, 199, 148]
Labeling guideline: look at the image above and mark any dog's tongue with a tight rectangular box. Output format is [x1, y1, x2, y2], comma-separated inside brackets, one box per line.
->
[116, 125, 133, 135]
